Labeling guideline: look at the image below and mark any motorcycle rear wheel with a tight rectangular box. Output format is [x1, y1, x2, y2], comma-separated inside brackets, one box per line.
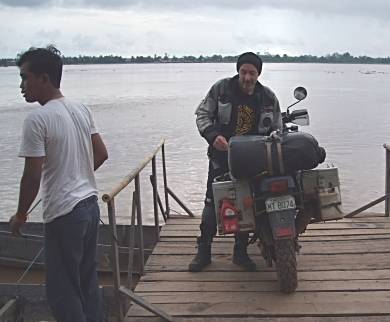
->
[274, 239, 298, 293]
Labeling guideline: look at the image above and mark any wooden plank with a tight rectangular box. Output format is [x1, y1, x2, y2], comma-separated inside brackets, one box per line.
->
[351, 212, 389, 217]
[165, 214, 389, 224]
[153, 239, 390, 255]
[160, 228, 390, 237]
[144, 253, 390, 272]
[128, 290, 390, 316]
[136, 279, 390, 292]
[119, 286, 174, 322]
[125, 317, 390, 322]
[140, 269, 390, 282]
[291, 234, 390, 240]
[161, 222, 390, 231]
[127, 214, 390, 321]
[160, 234, 390, 242]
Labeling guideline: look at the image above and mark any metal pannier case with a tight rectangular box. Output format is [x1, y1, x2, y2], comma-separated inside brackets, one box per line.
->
[212, 179, 255, 235]
[300, 167, 344, 221]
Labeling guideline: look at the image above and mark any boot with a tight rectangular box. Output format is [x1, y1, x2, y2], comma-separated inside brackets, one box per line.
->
[233, 234, 256, 271]
[188, 237, 212, 272]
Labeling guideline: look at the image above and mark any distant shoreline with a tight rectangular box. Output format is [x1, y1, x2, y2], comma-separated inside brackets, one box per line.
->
[1, 52, 390, 67]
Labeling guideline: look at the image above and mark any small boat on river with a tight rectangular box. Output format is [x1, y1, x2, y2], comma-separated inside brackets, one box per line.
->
[0, 222, 158, 273]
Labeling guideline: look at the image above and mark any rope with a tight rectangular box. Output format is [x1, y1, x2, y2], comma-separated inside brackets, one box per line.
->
[16, 247, 44, 284]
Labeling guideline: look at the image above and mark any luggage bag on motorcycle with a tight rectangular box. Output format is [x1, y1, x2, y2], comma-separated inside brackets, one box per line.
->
[299, 167, 344, 221]
[212, 179, 256, 234]
[228, 132, 326, 179]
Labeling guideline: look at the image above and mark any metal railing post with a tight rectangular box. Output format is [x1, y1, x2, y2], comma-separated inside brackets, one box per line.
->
[134, 174, 145, 275]
[385, 144, 390, 216]
[107, 198, 124, 322]
[151, 156, 160, 240]
[161, 143, 170, 218]
[127, 192, 137, 289]
[167, 187, 195, 217]
[100, 138, 196, 321]
[347, 144, 390, 218]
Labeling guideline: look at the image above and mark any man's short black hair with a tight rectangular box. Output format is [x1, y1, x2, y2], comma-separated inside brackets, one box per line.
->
[17, 45, 63, 89]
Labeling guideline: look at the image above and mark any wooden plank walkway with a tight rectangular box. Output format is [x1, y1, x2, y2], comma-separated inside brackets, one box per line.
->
[125, 214, 390, 321]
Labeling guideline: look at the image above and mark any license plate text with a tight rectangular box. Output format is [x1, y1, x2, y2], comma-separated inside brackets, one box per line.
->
[265, 195, 296, 213]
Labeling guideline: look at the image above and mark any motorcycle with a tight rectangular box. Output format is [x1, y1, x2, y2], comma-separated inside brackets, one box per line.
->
[212, 87, 343, 293]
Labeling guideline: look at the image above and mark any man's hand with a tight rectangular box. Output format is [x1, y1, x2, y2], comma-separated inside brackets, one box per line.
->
[9, 213, 27, 236]
[213, 135, 228, 151]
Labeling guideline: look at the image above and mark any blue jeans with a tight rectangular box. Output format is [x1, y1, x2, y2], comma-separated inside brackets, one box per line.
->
[44, 196, 102, 322]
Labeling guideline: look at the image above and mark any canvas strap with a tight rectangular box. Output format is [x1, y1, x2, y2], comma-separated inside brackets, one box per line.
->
[276, 141, 285, 175]
[265, 141, 273, 176]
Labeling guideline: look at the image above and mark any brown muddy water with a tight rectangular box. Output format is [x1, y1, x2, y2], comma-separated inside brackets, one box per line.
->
[1, 63, 390, 224]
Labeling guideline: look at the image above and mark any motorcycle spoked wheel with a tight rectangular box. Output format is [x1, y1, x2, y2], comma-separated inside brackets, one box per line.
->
[274, 239, 298, 293]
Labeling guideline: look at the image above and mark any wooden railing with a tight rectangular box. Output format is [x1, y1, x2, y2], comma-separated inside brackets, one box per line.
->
[384, 144, 390, 217]
[345, 144, 390, 218]
[102, 139, 191, 322]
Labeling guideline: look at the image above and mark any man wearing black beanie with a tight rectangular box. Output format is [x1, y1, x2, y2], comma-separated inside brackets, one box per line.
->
[236, 51, 263, 74]
[190, 52, 282, 272]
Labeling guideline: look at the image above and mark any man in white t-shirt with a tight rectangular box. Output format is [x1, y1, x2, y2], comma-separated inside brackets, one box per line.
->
[9, 46, 108, 322]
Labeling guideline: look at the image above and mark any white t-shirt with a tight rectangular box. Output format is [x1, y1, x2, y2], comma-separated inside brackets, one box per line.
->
[19, 97, 98, 223]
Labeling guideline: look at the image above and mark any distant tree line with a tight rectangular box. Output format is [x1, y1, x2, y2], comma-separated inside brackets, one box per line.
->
[1, 52, 390, 67]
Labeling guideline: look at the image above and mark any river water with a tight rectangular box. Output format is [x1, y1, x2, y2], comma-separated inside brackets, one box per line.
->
[1, 63, 390, 224]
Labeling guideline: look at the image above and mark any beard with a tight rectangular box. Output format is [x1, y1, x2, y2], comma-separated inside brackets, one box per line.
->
[239, 80, 256, 95]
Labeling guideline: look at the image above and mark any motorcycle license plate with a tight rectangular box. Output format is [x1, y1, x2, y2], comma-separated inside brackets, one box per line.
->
[265, 195, 296, 213]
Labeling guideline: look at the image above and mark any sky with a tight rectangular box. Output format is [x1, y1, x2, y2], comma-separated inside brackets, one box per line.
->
[0, 0, 390, 58]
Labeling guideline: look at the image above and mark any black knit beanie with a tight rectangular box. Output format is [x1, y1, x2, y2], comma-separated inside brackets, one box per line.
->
[236, 52, 262, 74]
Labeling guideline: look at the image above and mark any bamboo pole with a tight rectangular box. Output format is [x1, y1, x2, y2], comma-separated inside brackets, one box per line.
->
[102, 139, 165, 202]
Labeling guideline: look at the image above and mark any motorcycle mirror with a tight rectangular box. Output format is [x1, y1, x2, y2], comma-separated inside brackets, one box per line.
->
[286, 87, 308, 113]
[294, 87, 307, 101]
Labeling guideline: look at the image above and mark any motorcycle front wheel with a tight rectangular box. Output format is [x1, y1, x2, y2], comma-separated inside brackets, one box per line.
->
[274, 239, 298, 293]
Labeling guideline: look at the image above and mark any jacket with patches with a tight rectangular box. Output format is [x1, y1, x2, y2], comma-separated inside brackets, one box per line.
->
[195, 75, 282, 161]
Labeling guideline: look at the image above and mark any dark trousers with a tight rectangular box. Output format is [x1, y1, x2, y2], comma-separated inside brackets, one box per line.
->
[200, 159, 228, 240]
[44, 196, 102, 322]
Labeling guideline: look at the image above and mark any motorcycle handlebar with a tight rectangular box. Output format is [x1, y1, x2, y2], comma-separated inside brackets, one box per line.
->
[293, 110, 307, 117]
[282, 110, 308, 124]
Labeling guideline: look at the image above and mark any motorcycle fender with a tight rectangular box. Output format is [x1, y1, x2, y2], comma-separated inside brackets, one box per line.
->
[268, 210, 296, 239]
[257, 220, 274, 246]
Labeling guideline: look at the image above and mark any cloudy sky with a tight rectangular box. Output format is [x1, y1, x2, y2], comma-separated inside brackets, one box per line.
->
[0, 0, 389, 58]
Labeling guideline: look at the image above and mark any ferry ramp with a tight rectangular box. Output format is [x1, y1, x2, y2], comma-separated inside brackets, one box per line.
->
[125, 213, 390, 322]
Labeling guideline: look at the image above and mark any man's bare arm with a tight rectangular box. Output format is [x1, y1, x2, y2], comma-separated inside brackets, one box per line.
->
[92, 133, 108, 171]
[10, 157, 44, 235]
[16, 157, 44, 216]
